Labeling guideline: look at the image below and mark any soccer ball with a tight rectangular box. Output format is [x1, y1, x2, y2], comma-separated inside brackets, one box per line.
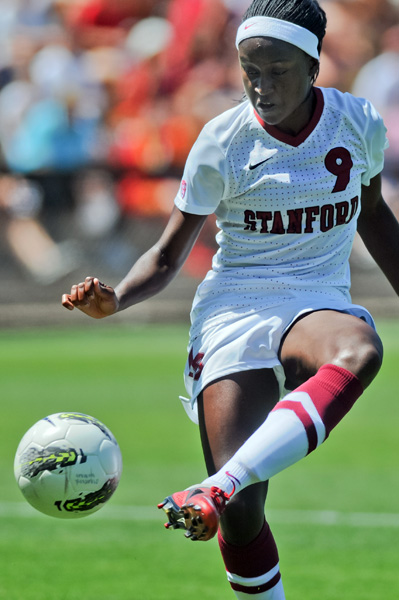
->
[14, 412, 122, 519]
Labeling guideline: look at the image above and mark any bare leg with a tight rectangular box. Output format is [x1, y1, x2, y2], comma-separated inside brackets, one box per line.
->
[200, 311, 383, 496]
[280, 310, 383, 389]
[199, 370, 285, 598]
[198, 369, 280, 545]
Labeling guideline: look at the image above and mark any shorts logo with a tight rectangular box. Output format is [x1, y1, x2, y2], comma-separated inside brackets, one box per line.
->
[180, 180, 187, 199]
[188, 348, 204, 381]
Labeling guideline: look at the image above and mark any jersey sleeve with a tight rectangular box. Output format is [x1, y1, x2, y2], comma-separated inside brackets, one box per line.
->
[174, 125, 226, 215]
[357, 99, 389, 186]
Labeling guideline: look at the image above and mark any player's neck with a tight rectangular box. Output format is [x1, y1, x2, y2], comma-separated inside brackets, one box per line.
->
[255, 88, 324, 147]
[274, 87, 317, 137]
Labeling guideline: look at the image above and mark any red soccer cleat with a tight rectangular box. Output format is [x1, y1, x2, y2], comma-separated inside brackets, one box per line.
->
[157, 486, 231, 541]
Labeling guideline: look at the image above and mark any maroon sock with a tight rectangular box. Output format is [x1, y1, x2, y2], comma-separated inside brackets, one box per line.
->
[275, 364, 363, 454]
[297, 364, 363, 436]
[218, 521, 282, 595]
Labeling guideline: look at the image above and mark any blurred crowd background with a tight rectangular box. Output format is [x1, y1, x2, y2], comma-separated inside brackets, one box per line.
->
[0, 0, 398, 318]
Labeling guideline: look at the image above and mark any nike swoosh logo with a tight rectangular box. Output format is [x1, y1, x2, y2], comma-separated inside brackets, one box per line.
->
[249, 157, 273, 170]
[245, 23, 257, 29]
[225, 471, 241, 495]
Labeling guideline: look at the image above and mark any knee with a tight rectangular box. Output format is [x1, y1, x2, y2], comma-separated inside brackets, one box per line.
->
[334, 334, 383, 389]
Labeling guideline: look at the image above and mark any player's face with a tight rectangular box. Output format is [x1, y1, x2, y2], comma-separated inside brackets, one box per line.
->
[239, 37, 319, 135]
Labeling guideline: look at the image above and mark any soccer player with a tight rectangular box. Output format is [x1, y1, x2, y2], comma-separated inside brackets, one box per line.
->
[62, 1, 399, 597]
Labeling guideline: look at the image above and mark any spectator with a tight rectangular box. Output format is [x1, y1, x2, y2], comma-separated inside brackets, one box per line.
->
[0, 0, 397, 283]
[0, 173, 76, 283]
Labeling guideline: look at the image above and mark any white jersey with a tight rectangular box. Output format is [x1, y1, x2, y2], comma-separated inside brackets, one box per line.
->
[175, 87, 388, 341]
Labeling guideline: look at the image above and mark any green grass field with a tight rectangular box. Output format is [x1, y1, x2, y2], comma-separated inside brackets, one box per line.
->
[0, 321, 398, 600]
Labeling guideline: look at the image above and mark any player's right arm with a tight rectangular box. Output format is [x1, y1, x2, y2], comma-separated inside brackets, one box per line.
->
[61, 207, 207, 318]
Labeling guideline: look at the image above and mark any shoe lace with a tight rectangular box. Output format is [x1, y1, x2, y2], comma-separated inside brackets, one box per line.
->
[210, 486, 231, 514]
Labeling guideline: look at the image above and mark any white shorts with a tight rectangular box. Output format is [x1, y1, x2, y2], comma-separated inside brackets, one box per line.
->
[181, 299, 375, 424]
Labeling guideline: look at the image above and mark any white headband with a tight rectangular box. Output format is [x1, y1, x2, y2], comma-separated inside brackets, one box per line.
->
[236, 16, 320, 60]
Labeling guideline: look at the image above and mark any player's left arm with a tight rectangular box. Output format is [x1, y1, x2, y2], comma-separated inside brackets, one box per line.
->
[357, 173, 399, 296]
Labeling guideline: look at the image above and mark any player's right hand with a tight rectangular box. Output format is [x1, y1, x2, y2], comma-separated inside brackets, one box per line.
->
[61, 277, 119, 319]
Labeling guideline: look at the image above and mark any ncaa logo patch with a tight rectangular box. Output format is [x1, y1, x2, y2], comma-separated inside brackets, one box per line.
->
[180, 179, 187, 199]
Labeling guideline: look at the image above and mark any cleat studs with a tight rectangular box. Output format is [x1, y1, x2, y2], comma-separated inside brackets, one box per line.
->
[158, 487, 222, 542]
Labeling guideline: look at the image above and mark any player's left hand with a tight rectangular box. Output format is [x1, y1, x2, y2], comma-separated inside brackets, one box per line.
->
[61, 277, 119, 319]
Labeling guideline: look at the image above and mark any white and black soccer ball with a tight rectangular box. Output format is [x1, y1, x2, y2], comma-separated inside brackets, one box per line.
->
[14, 412, 122, 518]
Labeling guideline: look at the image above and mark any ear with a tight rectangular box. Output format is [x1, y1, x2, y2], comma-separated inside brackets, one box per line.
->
[309, 58, 320, 85]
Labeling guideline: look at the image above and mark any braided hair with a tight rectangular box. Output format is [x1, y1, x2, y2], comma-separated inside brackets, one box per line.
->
[242, 0, 327, 54]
